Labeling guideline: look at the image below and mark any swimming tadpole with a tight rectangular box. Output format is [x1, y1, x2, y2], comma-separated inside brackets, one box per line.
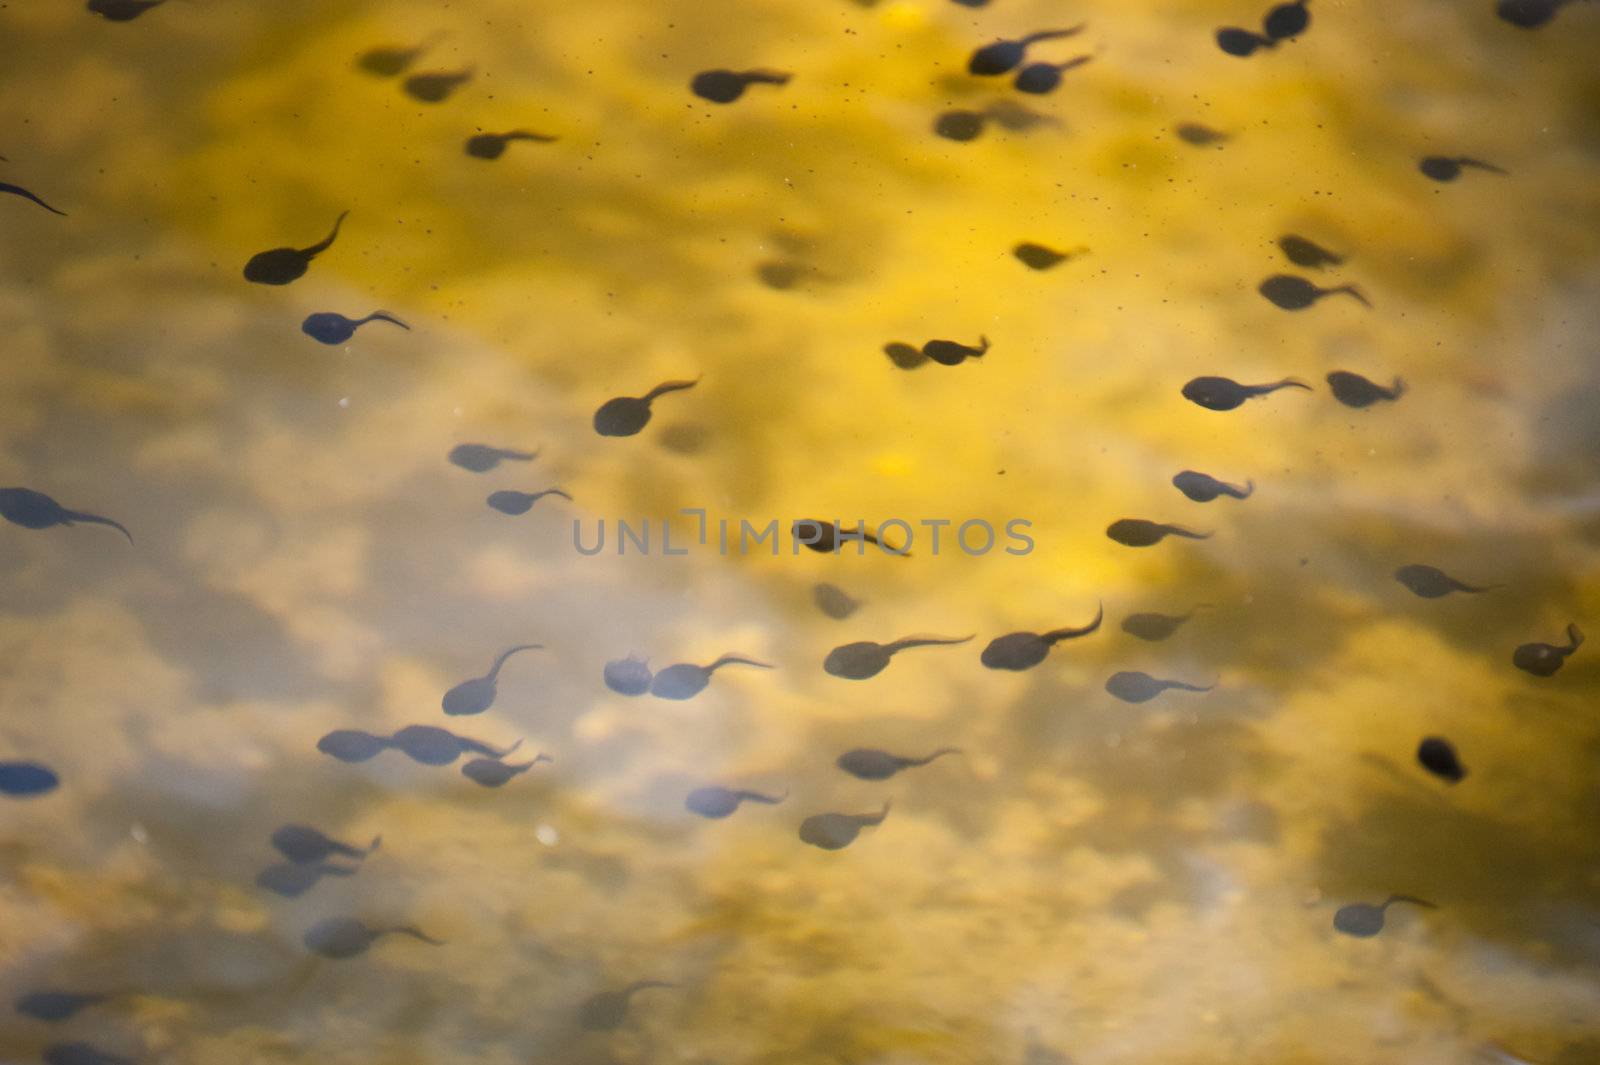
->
[968, 26, 1086, 75]
[922, 335, 989, 366]
[1012, 242, 1084, 270]
[464, 130, 558, 159]
[824, 634, 973, 680]
[15, 991, 111, 1022]
[1172, 470, 1253, 502]
[303, 916, 442, 959]
[1180, 375, 1311, 411]
[649, 654, 774, 700]
[836, 747, 960, 781]
[980, 604, 1104, 670]
[0, 487, 132, 543]
[461, 753, 550, 788]
[1105, 518, 1211, 547]
[0, 761, 60, 797]
[1013, 55, 1093, 95]
[391, 725, 522, 766]
[1419, 156, 1509, 182]
[792, 519, 909, 555]
[486, 488, 572, 515]
[255, 860, 359, 899]
[1393, 564, 1498, 599]
[403, 68, 474, 103]
[1512, 623, 1583, 676]
[799, 802, 891, 850]
[1416, 736, 1467, 783]
[1326, 371, 1404, 408]
[685, 786, 787, 819]
[1259, 273, 1371, 310]
[1104, 671, 1214, 703]
[690, 69, 791, 104]
[603, 655, 653, 695]
[357, 33, 444, 77]
[593, 379, 699, 437]
[813, 582, 862, 620]
[1262, 0, 1311, 40]
[1175, 123, 1229, 147]
[271, 825, 381, 865]
[1277, 234, 1343, 269]
[1332, 895, 1435, 938]
[442, 644, 542, 716]
[1120, 608, 1204, 642]
[448, 443, 538, 472]
[243, 211, 347, 286]
[316, 729, 393, 763]
[883, 342, 928, 370]
[1, 179, 67, 215]
[578, 981, 675, 1031]
[86, 0, 163, 21]
[300, 311, 408, 345]
[1215, 27, 1276, 56]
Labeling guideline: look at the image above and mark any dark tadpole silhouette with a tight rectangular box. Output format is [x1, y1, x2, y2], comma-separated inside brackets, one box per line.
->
[1176, 123, 1229, 146]
[1278, 234, 1343, 269]
[271, 824, 380, 864]
[691, 69, 791, 103]
[578, 981, 675, 1031]
[256, 861, 359, 899]
[1105, 671, 1213, 703]
[685, 786, 786, 819]
[1513, 623, 1583, 676]
[303, 916, 441, 959]
[317, 729, 393, 763]
[1013, 242, 1082, 270]
[1259, 273, 1370, 310]
[42, 1044, 135, 1065]
[1419, 156, 1508, 182]
[1172, 470, 1253, 502]
[1394, 564, 1496, 599]
[1417, 736, 1467, 783]
[1106, 519, 1211, 547]
[462, 753, 550, 788]
[448, 443, 537, 472]
[883, 341, 928, 369]
[487, 488, 571, 515]
[1181, 375, 1310, 411]
[1333, 895, 1435, 938]
[649, 654, 773, 700]
[1327, 371, 1404, 408]
[442, 644, 542, 716]
[1013, 55, 1093, 94]
[392, 725, 521, 766]
[799, 802, 891, 850]
[1121, 609, 1203, 642]
[604, 655, 653, 695]
[923, 335, 988, 366]
[824, 634, 972, 680]
[1, 180, 67, 216]
[243, 212, 347, 286]
[1215, 27, 1276, 56]
[403, 68, 474, 103]
[357, 34, 443, 77]
[968, 27, 1085, 75]
[813, 582, 862, 620]
[934, 110, 987, 142]
[86, 0, 163, 21]
[980, 604, 1104, 670]
[301, 311, 408, 345]
[836, 747, 960, 781]
[793, 519, 908, 555]
[594, 379, 698, 437]
[1497, 0, 1583, 27]
[0, 487, 132, 543]
[15, 991, 109, 1022]
[465, 130, 558, 159]
[1263, 0, 1311, 39]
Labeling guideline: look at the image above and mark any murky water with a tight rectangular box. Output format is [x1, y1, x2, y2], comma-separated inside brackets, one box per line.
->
[3, 1, 1599, 1063]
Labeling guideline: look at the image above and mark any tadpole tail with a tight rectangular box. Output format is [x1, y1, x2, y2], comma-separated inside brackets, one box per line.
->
[486, 643, 543, 680]
[1384, 894, 1437, 911]
[363, 311, 410, 330]
[391, 926, 446, 945]
[0, 181, 67, 216]
[643, 377, 701, 402]
[741, 70, 792, 86]
[1385, 377, 1406, 400]
[706, 654, 776, 673]
[534, 487, 574, 502]
[855, 801, 892, 826]
[737, 789, 788, 805]
[1330, 285, 1372, 308]
[1449, 579, 1502, 594]
[1459, 157, 1509, 175]
[303, 210, 349, 256]
[1022, 25, 1087, 44]
[886, 634, 976, 653]
[1162, 525, 1212, 540]
[65, 510, 134, 544]
[1045, 602, 1104, 642]
[909, 747, 962, 767]
[504, 130, 560, 143]
[1252, 378, 1313, 395]
[1168, 679, 1216, 692]
[1565, 623, 1584, 651]
[482, 737, 525, 758]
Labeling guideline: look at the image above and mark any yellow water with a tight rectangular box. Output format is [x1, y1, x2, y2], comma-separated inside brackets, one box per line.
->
[3, 0, 1599, 1062]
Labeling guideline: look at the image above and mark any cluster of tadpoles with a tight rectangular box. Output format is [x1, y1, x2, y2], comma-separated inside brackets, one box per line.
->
[1216, 0, 1311, 56]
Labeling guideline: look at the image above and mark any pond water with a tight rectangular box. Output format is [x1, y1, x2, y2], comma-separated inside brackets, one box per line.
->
[2, 1, 1599, 1063]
